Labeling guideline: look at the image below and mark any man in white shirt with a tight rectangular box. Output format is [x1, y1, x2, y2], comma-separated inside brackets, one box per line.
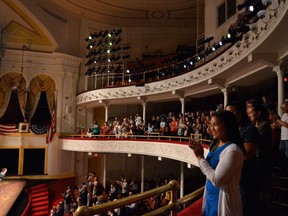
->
[125, 192, 137, 215]
[273, 101, 288, 170]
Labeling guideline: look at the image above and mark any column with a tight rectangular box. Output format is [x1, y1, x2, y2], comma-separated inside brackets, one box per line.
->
[141, 156, 145, 193]
[180, 98, 185, 115]
[137, 96, 147, 123]
[85, 75, 88, 91]
[103, 154, 107, 189]
[142, 102, 146, 123]
[101, 100, 109, 122]
[221, 87, 228, 108]
[274, 66, 284, 115]
[104, 105, 109, 122]
[180, 162, 184, 198]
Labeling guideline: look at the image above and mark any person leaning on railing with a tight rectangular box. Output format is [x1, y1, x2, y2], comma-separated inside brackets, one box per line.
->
[189, 110, 244, 216]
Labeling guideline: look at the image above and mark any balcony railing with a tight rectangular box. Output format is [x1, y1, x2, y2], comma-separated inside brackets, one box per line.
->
[79, 43, 232, 93]
[74, 180, 205, 216]
[60, 133, 211, 144]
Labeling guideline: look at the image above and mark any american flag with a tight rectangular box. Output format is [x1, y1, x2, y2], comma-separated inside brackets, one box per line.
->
[30, 125, 48, 134]
[46, 106, 56, 144]
[0, 124, 18, 134]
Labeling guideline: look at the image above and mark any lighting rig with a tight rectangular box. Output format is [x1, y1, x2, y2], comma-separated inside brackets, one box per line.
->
[84, 28, 130, 76]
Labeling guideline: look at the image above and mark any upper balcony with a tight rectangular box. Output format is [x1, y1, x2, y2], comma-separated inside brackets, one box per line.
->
[76, 0, 288, 108]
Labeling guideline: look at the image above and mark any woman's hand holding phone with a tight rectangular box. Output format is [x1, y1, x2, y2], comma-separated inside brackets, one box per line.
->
[189, 137, 204, 160]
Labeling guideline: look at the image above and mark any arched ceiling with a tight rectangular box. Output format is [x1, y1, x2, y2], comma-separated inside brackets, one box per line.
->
[47, 0, 204, 27]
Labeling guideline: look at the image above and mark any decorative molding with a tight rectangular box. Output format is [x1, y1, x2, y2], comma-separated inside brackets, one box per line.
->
[1, 49, 81, 77]
[3, 0, 58, 50]
[60, 138, 208, 167]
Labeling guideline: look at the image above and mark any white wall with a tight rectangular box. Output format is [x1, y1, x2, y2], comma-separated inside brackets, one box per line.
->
[80, 18, 197, 61]
[204, 0, 239, 42]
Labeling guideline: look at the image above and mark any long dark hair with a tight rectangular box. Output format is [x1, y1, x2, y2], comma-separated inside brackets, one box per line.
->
[211, 110, 245, 153]
[246, 99, 269, 122]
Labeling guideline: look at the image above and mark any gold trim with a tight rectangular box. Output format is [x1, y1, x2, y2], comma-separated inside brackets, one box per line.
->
[3, 0, 57, 48]
[19, 146, 23, 175]
[44, 146, 48, 174]
[5, 173, 75, 180]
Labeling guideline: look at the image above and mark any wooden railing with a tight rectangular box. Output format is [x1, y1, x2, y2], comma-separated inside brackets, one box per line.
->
[74, 180, 204, 216]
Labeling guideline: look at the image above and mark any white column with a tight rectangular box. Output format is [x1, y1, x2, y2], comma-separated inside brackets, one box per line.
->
[142, 102, 146, 123]
[104, 105, 109, 122]
[85, 76, 88, 91]
[180, 162, 184, 198]
[221, 87, 228, 107]
[141, 156, 145, 193]
[180, 98, 185, 115]
[103, 154, 107, 189]
[274, 66, 284, 115]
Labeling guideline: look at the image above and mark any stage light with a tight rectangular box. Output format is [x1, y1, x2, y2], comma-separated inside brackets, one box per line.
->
[219, 41, 223, 46]
[257, 10, 266, 18]
[102, 30, 108, 38]
[249, 5, 254, 11]
[189, 61, 193, 65]
[262, 0, 272, 6]
[85, 35, 93, 41]
[123, 54, 130, 59]
[115, 28, 122, 36]
[86, 43, 95, 49]
[85, 67, 96, 75]
[115, 37, 121, 44]
[212, 46, 216, 51]
[114, 55, 121, 61]
[237, 0, 250, 11]
[123, 44, 131, 50]
[202, 36, 214, 44]
[227, 33, 231, 39]
[96, 40, 102, 46]
[127, 69, 130, 73]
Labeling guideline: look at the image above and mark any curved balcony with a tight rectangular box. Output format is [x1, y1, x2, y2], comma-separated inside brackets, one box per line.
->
[76, 1, 288, 108]
[60, 134, 209, 167]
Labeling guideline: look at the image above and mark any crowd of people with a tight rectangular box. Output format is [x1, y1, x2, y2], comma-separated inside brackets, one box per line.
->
[50, 172, 181, 216]
[57, 95, 288, 216]
[77, 110, 215, 140]
[189, 96, 288, 216]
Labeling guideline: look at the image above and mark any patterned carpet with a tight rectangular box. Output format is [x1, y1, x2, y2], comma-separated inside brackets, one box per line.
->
[0, 180, 26, 216]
